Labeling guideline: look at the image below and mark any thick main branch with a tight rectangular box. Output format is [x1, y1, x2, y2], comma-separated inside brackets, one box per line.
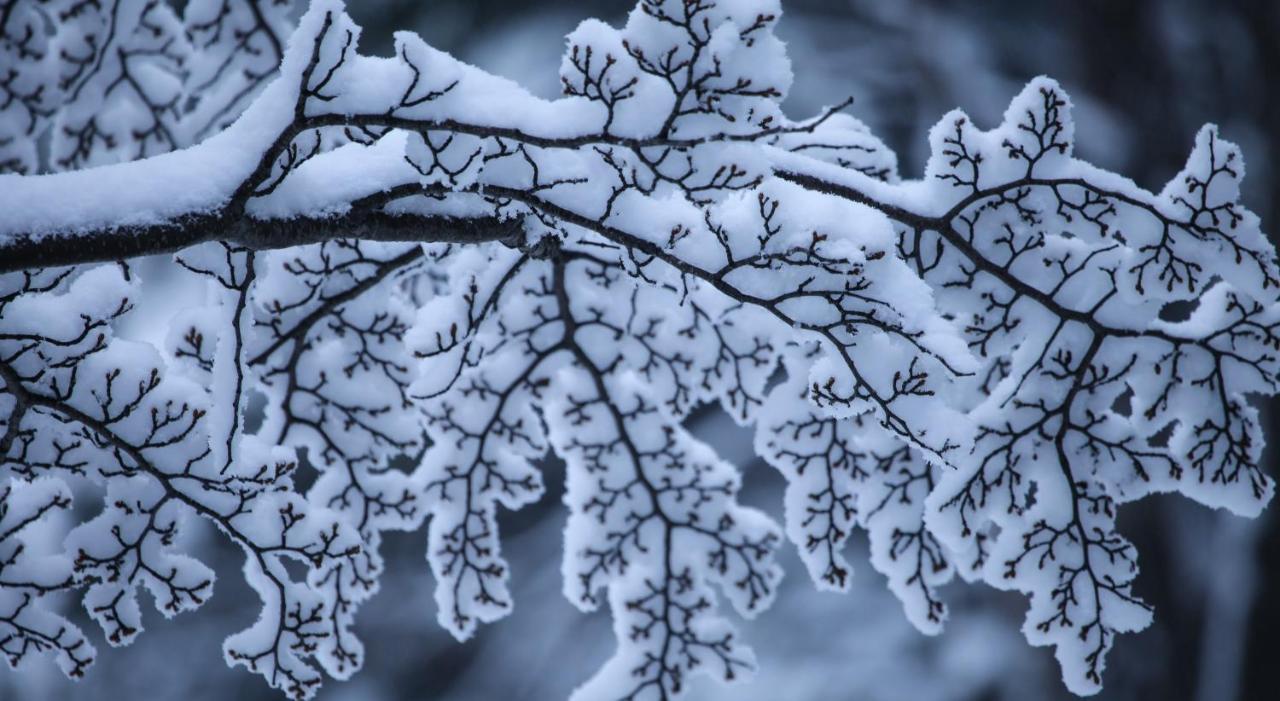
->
[0, 208, 519, 273]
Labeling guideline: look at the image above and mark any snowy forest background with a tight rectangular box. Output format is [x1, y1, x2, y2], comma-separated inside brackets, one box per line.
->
[5, 0, 1278, 699]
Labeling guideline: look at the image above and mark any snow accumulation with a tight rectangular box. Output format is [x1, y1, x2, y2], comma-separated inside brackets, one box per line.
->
[1, 1, 1277, 700]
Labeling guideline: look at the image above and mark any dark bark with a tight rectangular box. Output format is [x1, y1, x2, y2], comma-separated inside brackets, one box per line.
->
[0, 209, 521, 273]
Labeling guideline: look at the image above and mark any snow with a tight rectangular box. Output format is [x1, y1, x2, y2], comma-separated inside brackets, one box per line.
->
[2, 0, 1278, 699]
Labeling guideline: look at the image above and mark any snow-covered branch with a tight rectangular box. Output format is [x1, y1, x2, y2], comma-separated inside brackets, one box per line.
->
[0, 1, 1275, 700]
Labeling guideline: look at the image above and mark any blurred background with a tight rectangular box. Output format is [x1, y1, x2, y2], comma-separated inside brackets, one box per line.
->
[6, 0, 1279, 699]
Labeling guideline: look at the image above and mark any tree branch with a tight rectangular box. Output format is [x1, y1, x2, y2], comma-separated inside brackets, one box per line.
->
[0, 209, 520, 273]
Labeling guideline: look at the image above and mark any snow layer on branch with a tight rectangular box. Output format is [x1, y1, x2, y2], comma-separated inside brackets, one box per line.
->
[0, 70, 288, 240]
[897, 78, 1280, 695]
[2, 1, 1278, 700]
[0, 3, 334, 240]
